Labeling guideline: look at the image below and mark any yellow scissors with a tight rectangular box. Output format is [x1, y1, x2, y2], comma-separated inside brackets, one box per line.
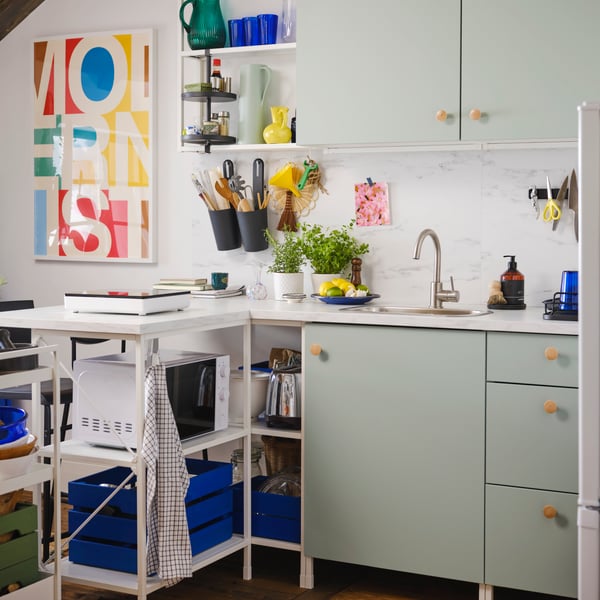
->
[543, 176, 562, 223]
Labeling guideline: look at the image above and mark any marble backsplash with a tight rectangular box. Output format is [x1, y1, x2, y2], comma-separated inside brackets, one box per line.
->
[184, 145, 579, 309]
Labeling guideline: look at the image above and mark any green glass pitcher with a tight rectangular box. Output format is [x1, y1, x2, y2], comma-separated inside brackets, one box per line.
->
[179, 0, 226, 50]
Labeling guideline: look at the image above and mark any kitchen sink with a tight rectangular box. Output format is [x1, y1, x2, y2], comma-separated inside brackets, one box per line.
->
[341, 306, 492, 317]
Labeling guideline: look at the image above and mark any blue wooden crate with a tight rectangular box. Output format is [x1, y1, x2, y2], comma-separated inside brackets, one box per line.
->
[68, 515, 233, 574]
[232, 476, 300, 543]
[69, 488, 232, 545]
[68, 458, 232, 515]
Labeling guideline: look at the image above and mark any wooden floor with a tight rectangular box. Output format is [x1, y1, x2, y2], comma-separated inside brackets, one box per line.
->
[61, 545, 566, 600]
[24, 492, 565, 600]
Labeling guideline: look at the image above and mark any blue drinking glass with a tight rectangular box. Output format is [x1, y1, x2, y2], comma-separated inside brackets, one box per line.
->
[559, 270, 578, 311]
[228, 19, 245, 47]
[243, 16, 259, 46]
[258, 14, 278, 45]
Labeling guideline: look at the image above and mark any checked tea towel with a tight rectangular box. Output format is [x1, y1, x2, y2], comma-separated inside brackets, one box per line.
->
[141, 363, 191, 586]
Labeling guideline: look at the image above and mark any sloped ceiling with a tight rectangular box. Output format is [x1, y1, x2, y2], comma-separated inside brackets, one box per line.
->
[0, 0, 45, 42]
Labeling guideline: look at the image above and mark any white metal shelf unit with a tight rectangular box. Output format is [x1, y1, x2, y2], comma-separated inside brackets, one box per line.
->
[0, 344, 61, 600]
[246, 319, 312, 588]
[0, 306, 253, 600]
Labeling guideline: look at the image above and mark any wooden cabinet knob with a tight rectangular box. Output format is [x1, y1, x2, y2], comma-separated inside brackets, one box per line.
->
[310, 343, 322, 356]
[543, 505, 558, 519]
[544, 400, 558, 414]
[436, 109, 447, 122]
[469, 108, 482, 121]
[544, 346, 559, 361]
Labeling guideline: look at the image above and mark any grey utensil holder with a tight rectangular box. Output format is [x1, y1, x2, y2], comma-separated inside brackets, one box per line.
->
[209, 208, 241, 251]
[237, 208, 268, 252]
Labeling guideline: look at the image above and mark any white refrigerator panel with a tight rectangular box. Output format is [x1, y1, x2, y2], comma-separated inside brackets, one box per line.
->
[578, 101, 600, 600]
[578, 102, 600, 506]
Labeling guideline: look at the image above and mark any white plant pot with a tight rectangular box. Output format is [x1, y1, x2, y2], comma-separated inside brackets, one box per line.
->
[310, 273, 340, 294]
[272, 272, 305, 300]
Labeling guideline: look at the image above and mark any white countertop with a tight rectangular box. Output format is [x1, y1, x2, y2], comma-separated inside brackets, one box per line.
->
[0, 296, 578, 337]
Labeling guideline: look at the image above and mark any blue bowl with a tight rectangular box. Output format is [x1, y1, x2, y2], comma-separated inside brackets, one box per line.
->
[0, 407, 28, 444]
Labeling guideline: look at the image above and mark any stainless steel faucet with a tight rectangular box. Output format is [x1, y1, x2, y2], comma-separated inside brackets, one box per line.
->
[412, 228, 460, 309]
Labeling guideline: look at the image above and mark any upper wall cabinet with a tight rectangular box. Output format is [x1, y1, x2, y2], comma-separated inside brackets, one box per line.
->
[296, 0, 461, 146]
[462, 0, 600, 142]
[297, 0, 600, 147]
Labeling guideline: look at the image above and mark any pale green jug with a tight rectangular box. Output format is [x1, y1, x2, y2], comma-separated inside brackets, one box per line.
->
[179, 0, 226, 50]
[238, 64, 272, 145]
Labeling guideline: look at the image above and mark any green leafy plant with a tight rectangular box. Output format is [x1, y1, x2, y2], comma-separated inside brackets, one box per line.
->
[299, 220, 369, 274]
[265, 228, 306, 273]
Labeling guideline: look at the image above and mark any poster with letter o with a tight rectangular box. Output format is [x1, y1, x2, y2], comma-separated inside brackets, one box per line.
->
[33, 30, 154, 262]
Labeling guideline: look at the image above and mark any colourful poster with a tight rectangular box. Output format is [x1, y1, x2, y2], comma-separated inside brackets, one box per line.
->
[33, 30, 154, 262]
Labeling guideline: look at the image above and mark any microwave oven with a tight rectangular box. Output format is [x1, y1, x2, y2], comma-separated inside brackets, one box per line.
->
[72, 349, 229, 448]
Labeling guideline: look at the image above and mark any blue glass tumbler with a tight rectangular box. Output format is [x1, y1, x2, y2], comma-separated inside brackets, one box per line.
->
[559, 270, 578, 311]
[258, 14, 278, 45]
[228, 19, 245, 47]
[243, 16, 259, 46]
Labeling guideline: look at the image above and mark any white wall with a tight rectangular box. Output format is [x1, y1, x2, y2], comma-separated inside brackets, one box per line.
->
[0, 0, 578, 312]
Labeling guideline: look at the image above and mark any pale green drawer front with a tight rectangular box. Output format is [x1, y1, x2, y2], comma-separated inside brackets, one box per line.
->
[487, 383, 578, 493]
[487, 333, 578, 387]
[485, 485, 577, 598]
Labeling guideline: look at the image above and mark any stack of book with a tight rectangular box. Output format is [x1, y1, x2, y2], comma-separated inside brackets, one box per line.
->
[153, 278, 246, 298]
[152, 277, 212, 292]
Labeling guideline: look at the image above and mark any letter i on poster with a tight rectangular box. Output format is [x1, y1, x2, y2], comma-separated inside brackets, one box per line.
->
[354, 178, 390, 227]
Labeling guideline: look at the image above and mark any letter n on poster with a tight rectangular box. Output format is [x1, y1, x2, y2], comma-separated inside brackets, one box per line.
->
[33, 30, 155, 262]
[354, 180, 390, 227]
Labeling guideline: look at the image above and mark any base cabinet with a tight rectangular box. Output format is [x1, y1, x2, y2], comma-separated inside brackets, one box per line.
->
[485, 332, 578, 598]
[304, 323, 485, 583]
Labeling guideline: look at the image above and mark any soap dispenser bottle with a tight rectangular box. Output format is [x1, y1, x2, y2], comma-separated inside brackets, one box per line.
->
[501, 255, 526, 309]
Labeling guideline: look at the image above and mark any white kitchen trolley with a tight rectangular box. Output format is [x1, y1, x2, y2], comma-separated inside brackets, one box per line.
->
[0, 304, 257, 600]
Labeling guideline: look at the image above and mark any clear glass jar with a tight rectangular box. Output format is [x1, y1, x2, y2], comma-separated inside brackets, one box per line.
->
[217, 111, 230, 136]
[231, 446, 263, 483]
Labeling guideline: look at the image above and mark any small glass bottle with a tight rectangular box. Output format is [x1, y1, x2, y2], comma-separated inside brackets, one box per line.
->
[231, 446, 263, 483]
[210, 57, 222, 90]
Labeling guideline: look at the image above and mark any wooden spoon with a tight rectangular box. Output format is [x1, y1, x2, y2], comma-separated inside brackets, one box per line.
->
[214, 177, 238, 209]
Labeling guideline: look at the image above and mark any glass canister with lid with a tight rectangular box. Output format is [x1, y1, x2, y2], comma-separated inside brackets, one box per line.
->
[231, 446, 263, 483]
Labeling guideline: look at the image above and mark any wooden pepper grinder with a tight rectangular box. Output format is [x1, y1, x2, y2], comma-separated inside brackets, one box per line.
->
[350, 258, 362, 287]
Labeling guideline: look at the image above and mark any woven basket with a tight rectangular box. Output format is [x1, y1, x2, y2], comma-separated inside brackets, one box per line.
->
[261, 435, 301, 475]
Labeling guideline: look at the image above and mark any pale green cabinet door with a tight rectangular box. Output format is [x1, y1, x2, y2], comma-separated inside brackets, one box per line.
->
[296, 0, 460, 146]
[462, 0, 600, 141]
[304, 324, 485, 582]
[486, 485, 577, 598]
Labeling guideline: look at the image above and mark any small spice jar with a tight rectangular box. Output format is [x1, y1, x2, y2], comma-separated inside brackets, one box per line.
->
[217, 111, 230, 136]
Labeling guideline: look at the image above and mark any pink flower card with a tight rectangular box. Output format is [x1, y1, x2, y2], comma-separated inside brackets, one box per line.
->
[354, 181, 390, 227]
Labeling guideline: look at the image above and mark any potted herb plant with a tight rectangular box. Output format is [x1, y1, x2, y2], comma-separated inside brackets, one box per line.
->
[299, 220, 369, 291]
[265, 228, 306, 300]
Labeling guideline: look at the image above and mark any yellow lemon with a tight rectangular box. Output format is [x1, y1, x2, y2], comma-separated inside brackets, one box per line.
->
[326, 287, 344, 297]
[319, 281, 335, 296]
[332, 278, 354, 293]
